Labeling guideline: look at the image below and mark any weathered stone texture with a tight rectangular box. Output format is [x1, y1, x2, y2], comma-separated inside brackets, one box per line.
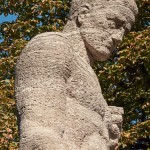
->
[15, 0, 138, 149]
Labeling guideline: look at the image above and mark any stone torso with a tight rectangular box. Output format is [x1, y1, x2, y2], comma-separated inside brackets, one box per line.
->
[15, 0, 138, 149]
[15, 32, 112, 150]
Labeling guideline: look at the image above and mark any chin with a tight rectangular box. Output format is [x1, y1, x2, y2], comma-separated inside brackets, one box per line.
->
[94, 48, 111, 61]
[86, 43, 111, 61]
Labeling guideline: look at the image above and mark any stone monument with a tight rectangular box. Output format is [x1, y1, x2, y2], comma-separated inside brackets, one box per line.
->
[15, 0, 138, 149]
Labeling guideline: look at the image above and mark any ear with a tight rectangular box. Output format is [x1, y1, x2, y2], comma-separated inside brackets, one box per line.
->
[77, 3, 91, 26]
[79, 3, 91, 14]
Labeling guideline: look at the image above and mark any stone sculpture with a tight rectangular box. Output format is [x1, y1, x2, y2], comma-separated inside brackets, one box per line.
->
[15, 0, 138, 149]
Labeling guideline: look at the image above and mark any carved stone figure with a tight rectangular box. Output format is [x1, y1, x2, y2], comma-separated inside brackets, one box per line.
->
[15, 0, 138, 149]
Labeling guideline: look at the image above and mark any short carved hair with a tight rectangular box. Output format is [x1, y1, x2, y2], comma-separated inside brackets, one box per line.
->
[69, 0, 138, 20]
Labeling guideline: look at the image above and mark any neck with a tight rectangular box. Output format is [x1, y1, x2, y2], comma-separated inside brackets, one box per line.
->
[63, 20, 95, 66]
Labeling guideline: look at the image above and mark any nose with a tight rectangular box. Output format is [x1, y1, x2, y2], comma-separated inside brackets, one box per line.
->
[111, 30, 124, 46]
[112, 36, 122, 45]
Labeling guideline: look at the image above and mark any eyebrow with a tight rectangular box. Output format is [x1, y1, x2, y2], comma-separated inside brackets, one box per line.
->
[107, 5, 136, 16]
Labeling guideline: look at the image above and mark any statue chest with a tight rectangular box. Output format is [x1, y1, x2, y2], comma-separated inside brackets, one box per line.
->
[66, 64, 106, 111]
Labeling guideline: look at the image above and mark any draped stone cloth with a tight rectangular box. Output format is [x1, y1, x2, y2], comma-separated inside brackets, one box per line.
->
[15, 0, 138, 149]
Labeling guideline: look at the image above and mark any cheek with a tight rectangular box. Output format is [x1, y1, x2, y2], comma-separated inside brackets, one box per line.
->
[82, 32, 102, 48]
[79, 14, 109, 29]
[80, 31, 113, 61]
[80, 28, 115, 50]
[81, 31, 110, 46]
[91, 16, 109, 28]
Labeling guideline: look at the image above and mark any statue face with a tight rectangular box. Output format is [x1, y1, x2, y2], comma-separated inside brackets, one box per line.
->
[79, 5, 136, 61]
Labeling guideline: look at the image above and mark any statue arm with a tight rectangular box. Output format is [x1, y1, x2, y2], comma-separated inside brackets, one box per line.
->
[15, 32, 72, 149]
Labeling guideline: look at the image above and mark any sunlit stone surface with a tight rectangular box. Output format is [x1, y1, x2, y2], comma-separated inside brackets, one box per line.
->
[15, 0, 138, 149]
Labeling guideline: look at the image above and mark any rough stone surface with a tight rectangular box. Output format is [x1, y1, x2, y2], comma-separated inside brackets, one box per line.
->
[15, 0, 138, 149]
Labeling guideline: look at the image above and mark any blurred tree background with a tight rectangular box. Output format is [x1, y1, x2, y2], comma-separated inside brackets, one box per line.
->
[0, 0, 149, 149]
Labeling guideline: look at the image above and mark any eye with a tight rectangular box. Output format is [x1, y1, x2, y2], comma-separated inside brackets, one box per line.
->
[114, 16, 126, 29]
[107, 16, 126, 29]
[108, 21, 116, 29]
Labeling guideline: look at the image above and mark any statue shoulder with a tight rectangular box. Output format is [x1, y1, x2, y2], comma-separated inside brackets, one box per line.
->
[19, 32, 73, 56]
[31, 32, 69, 44]
[22, 32, 71, 53]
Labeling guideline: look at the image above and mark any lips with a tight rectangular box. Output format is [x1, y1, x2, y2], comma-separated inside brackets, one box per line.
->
[105, 38, 120, 53]
[104, 39, 113, 50]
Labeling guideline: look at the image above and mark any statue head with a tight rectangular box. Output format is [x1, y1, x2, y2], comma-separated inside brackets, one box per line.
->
[69, 0, 138, 61]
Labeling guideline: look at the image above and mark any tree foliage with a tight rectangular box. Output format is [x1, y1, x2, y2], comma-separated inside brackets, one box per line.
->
[0, 0, 149, 149]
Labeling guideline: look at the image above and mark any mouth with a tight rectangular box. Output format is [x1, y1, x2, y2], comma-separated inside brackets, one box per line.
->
[101, 38, 117, 54]
[105, 39, 114, 51]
